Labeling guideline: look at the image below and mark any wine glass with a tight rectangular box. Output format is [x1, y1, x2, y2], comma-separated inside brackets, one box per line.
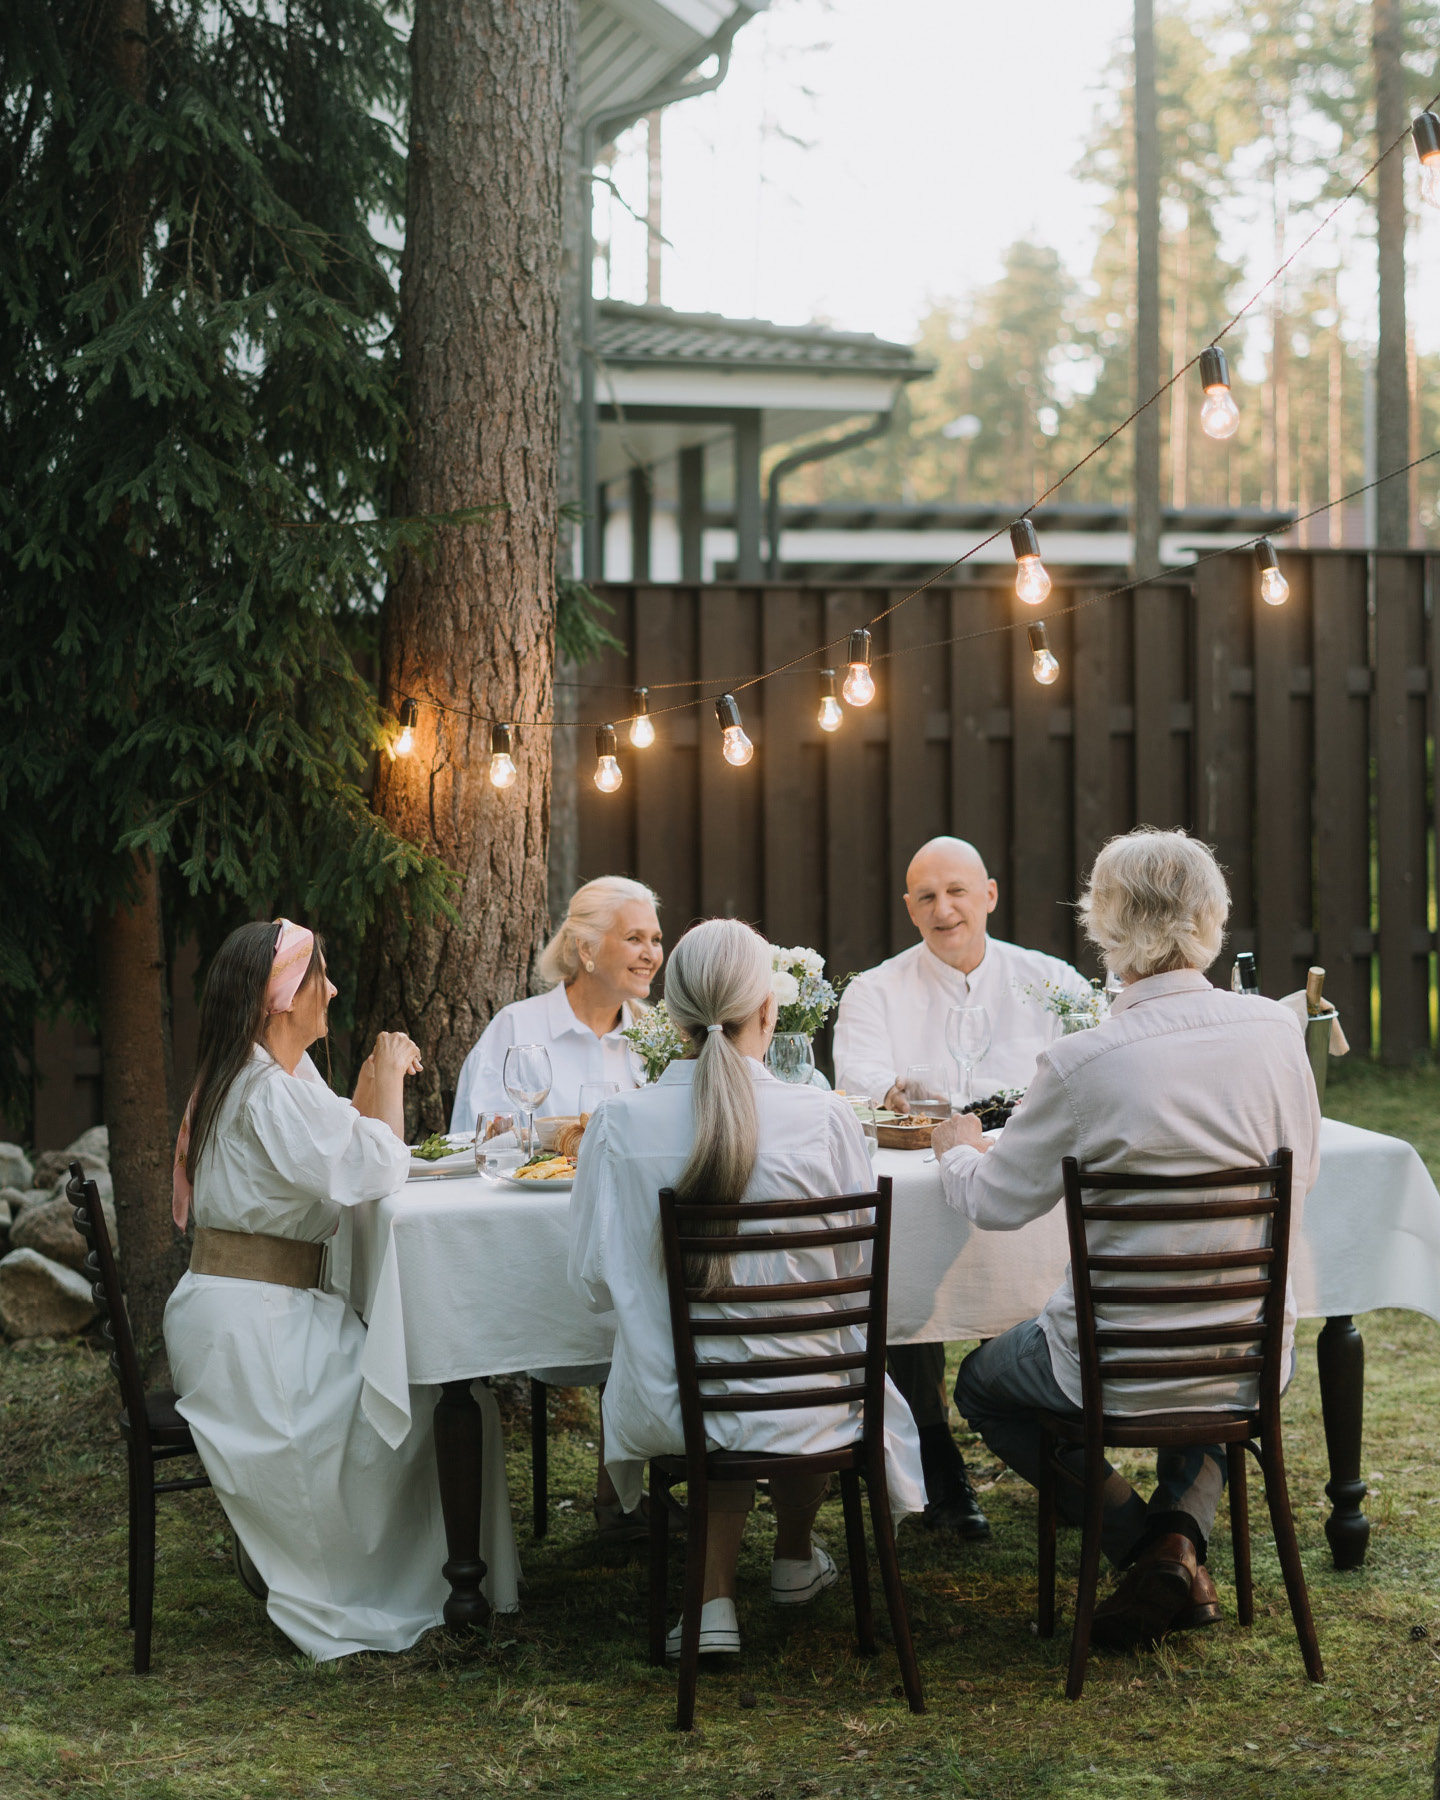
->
[901, 1065, 950, 1121]
[578, 1080, 618, 1119]
[503, 1044, 552, 1159]
[946, 1005, 992, 1108]
[475, 1111, 520, 1179]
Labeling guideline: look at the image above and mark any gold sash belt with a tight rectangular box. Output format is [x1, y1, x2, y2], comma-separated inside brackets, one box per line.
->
[190, 1227, 324, 1290]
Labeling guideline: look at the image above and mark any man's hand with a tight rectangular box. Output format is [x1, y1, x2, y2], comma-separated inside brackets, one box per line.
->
[882, 1083, 908, 1113]
[930, 1111, 989, 1158]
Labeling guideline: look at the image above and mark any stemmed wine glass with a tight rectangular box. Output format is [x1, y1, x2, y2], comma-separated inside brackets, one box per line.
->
[946, 1004, 992, 1109]
[503, 1044, 552, 1159]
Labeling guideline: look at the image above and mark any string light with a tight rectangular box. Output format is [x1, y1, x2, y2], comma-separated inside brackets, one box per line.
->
[715, 694, 754, 766]
[628, 686, 655, 748]
[1010, 518, 1052, 605]
[842, 629, 875, 705]
[1198, 345, 1241, 441]
[1254, 538, 1290, 606]
[393, 697, 418, 757]
[593, 724, 623, 792]
[1028, 622, 1059, 686]
[489, 722, 518, 789]
[817, 670, 843, 732]
[1416, 112, 1440, 207]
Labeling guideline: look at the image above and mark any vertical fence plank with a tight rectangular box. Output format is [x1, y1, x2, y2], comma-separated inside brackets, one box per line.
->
[762, 588, 826, 954]
[887, 586, 947, 953]
[1312, 554, 1372, 1054]
[1193, 557, 1254, 972]
[1374, 554, 1429, 1060]
[576, 585, 637, 887]
[1011, 606, 1075, 959]
[951, 584, 1014, 938]
[628, 584, 700, 930]
[1253, 552, 1306, 997]
[698, 587, 763, 924]
[825, 591, 889, 978]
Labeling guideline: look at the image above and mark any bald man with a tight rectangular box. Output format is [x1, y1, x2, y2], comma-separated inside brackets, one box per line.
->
[833, 837, 1091, 1538]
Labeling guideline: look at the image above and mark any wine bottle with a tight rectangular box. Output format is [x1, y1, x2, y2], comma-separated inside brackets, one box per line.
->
[1232, 951, 1259, 995]
[1305, 966, 1327, 1016]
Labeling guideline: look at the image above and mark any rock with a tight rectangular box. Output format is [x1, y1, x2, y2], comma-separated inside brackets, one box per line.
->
[0, 1197, 10, 1234]
[0, 1249, 97, 1338]
[66, 1125, 110, 1165]
[31, 1148, 106, 1191]
[0, 1144, 33, 1190]
[11, 1191, 114, 1272]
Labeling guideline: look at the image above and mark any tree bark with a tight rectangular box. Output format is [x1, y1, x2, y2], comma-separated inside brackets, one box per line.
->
[96, 854, 184, 1351]
[361, 0, 570, 1134]
[1131, 0, 1161, 579]
[1373, 0, 1409, 549]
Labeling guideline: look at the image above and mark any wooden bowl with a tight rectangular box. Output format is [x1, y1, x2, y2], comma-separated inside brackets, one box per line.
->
[876, 1119, 935, 1151]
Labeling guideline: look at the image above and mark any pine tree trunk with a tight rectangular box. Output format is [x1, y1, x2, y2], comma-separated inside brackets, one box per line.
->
[1373, 0, 1409, 549]
[96, 854, 183, 1351]
[361, 0, 570, 1133]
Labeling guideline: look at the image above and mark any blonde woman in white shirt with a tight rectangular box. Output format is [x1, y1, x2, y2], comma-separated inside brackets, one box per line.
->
[569, 918, 924, 1658]
[931, 830, 1320, 1649]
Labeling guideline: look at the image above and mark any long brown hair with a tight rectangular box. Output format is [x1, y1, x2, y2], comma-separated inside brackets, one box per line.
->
[185, 921, 326, 1186]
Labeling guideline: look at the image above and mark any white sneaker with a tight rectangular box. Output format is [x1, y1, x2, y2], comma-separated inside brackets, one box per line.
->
[770, 1538, 839, 1606]
[665, 1596, 741, 1658]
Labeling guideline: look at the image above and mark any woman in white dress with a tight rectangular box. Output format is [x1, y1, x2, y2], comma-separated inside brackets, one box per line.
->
[450, 875, 664, 1542]
[164, 919, 464, 1660]
[568, 918, 925, 1657]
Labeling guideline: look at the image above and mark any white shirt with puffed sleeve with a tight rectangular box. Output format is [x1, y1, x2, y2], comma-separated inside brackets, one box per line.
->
[450, 984, 643, 1134]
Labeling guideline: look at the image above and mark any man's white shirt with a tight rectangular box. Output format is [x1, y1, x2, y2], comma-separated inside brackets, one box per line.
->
[832, 936, 1092, 1103]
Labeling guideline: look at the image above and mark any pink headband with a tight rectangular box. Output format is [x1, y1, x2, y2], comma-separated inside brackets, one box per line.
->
[172, 919, 318, 1229]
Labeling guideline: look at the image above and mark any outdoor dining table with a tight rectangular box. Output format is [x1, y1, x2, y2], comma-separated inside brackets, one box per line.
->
[338, 1116, 1440, 1627]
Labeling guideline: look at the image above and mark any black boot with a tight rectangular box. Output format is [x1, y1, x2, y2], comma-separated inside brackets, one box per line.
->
[918, 1424, 990, 1540]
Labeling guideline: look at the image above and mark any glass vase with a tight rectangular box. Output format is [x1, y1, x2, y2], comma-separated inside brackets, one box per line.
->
[765, 1032, 816, 1084]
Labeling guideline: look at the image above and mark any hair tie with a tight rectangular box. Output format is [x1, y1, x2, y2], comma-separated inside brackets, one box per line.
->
[705, 1022, 724, 1035]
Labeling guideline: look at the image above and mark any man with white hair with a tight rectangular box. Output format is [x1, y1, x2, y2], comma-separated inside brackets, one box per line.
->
[833, 836, 1091, 1538]
[930, 829, 1320, 1646]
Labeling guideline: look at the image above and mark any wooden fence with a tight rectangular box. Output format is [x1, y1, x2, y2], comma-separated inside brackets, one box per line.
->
[577, 550, 1440, 1063]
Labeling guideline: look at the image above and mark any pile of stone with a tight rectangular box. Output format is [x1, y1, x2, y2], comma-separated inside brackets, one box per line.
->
[0, 1128, 113, 1341]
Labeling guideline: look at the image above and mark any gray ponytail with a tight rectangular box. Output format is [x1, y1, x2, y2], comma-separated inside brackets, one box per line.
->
[662, 918, 774, 1292]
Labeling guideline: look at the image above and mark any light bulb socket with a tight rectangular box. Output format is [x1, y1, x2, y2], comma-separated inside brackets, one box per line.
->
[398, 697, 419, 731]
[491, 721, 514, 759]
[1414, 111, 1440, 161]
[1010, 518, 1041, 560]
[1254, 538, 1280, 573]
[596, 723, 618, 760]
[1027, 622, 1051, 656]
[820, 668, 838, 698]
[715, 693, 743, 732]
[1198, 344, 1230, 390]
[632, 686, 650, 717]
[847, 628, 872, 668]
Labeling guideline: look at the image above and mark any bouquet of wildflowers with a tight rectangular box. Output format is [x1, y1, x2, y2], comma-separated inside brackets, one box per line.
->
[622, 1004, 687, 1083]
[1020, 977, 1109, 1031]
[769, 944, 845, 1036]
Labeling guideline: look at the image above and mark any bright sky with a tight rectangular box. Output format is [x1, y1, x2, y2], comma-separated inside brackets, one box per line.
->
[595, 0, 1440, 355]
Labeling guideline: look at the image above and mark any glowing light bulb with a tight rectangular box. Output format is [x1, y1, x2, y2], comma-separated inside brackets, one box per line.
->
[1010, 519, 1051, 605]
[628, 687, 655, 748]
[715, 694, 754, 767]
[1028, 622, 1059, 686]
[1414, 113, 1440, 208]
[842, 628, 875, 705]
[1198, 344, 1240, 441]
[593, 724, 623, 792]
[1255, 539, 1289, 607]
[393, 698, 418, 757]
[489, 722, 517, 789]
[818, 670, 843, 732]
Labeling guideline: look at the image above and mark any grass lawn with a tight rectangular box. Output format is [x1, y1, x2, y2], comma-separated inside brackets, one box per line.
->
[2, 1061, 1438, 1798]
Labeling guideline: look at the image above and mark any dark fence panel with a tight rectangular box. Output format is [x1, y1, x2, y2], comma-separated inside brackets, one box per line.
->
[580, 551, 1437, 1062]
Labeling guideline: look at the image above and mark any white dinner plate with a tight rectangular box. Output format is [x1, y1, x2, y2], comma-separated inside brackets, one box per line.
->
[490, 1172, 575, 1193]
[408, 1136, 476, 1177]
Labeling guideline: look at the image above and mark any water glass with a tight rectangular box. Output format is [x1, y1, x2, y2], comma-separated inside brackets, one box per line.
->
[578, 1081, 619, 1117]
[475, 1111, 521, 1179]
[901, 1064, 951, 1121]
[503, 1043, 553, 1158]
[855, 1103, 880, 1158]
[945, 1005, 992, 1107]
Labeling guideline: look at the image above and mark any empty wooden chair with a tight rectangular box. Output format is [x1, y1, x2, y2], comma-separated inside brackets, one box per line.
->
[1037, 1148, 1323, 1698]
[648, 1176, 923, 1731]
[68, 1162, 210, 1673]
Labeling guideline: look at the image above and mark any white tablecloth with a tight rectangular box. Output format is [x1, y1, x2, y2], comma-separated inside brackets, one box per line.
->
[341, 1117, 1440, 1444]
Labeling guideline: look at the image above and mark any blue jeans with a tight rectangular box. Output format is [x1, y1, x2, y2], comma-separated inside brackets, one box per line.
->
[953, 1320, 1227, 1568]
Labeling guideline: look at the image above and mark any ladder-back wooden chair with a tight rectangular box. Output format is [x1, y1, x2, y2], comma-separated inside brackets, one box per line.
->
[1037, 1148, 1323, 1698]
[68, 1162, 211, 1673]
[648, 1175, 923, 1731]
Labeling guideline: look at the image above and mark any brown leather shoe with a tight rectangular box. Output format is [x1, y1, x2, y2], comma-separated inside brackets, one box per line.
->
[1173, 1563, 1221, 1631]
[1091, 1532, 1198, 1650]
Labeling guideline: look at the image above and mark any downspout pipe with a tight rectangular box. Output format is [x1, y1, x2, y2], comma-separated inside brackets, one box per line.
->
[579, 7, 756, 579]
[765, 411, 894, 579]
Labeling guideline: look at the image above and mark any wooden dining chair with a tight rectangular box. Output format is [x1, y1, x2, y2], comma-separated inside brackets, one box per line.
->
[67, 1162, 211, 1673]
[648, 1175, 923, 1732]
[1037, 1148, 1324, 1699]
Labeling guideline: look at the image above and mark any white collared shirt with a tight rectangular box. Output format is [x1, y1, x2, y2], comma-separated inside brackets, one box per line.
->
[449, 984, 643, 1133]
[832, 936, 1092, 1104]
[566, 1059, 925, 1517]
[938, 969, 1322, 1414]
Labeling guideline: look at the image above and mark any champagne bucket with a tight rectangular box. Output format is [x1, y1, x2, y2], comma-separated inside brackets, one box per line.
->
[1305, 1009, 1338, 1108]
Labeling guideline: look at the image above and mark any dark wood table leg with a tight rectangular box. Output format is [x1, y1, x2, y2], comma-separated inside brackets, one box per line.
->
[1316, 1315, 1370, 1570]
[433, 1379, 491, 1629]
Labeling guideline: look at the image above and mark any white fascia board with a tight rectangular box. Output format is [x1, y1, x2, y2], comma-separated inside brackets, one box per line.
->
[768, 530, 1276, 569]
[601, 0, 736, 46]
[604, 367, 907, 412]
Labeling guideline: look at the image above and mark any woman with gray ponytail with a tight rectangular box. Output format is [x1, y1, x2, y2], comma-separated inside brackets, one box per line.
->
[569, 919, 924, 1659]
